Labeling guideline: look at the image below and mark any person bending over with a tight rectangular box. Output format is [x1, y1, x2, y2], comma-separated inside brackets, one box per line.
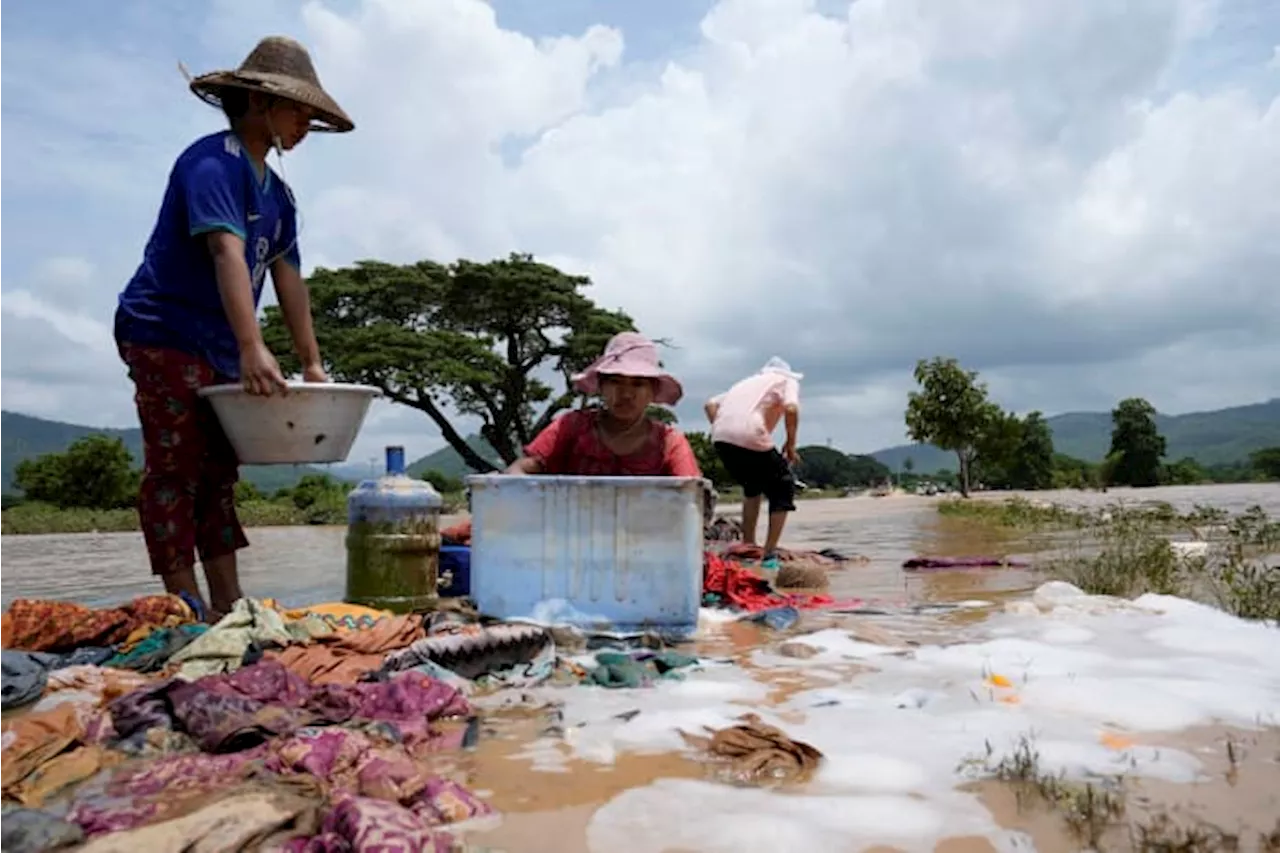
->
[705, 357, 803, 570]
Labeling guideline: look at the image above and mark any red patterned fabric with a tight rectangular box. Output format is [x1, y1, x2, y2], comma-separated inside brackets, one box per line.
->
[524, 409, 701, 477]
[702, 553, 853, 612]
[440, 521, 472, 546]
[2, 595, 195, 653]
[119, 343, 249, 575]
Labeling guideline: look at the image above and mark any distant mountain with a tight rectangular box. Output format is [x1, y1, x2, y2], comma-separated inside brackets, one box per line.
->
[408, 435, 500, 480]
[1, 411, 341, 494]
[8, 397, 1276, 492]
[869, 399, 1280, 473]
[319, 435, 501, 484]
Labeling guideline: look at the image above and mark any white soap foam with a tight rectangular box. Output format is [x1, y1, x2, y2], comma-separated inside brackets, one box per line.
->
[1040, 625, 1096, 644]
[520, 583, 1280, 853]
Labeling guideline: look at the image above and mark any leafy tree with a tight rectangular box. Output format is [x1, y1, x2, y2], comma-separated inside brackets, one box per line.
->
[1162, 457, 1206, 486]
[904, 357, 997, 496]
[1099, 450, 1124, 490]
[234, 481, 265, 504]
[645, 406, 678, 425]
[1052, 454, 1097, 490]
[685, 431, 732, 489]
[1007, 411, 1055, 490]
[13, 435, 139, 510]
[848, 454, 894, 487]
[262, 254, 634, 472]
[971, 407, 1024, 489]
[794, 446, 890, 489]
[1107, 398, 1166, 487]
[421, 470, 465, 494]
[902, 457, 915, 474]
[1251, 446, 1280, 480]
[289, 474, 347, 511]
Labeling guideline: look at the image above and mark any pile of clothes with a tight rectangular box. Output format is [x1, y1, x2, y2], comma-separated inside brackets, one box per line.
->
[700, 535, 863, 614]
[0, 592, 707, 853]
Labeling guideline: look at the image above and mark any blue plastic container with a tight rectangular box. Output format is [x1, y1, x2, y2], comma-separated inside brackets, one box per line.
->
[344, 446, 444, 613]
[438, 545, 472, 597]
[466, 475, 708, 638]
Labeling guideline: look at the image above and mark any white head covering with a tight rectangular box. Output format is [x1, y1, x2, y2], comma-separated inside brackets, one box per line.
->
[760, 356, 803, 381]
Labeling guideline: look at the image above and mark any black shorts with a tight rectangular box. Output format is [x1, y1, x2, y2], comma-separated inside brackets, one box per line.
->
[714, 442, 797, 513]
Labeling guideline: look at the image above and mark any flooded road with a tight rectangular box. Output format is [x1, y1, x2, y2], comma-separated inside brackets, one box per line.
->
[2, 483, 1277, 852]
[9, 483, 1273, 610]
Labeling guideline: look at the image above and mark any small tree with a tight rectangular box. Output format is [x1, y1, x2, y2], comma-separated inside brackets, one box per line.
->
[14, 435, 139, 510]
[904, 357, 996, 497]
[1007, 411, 1056, 490]
[794, 446, 890, 489]
[1162, 457, 1206, 486]
[421, 469, 465, 494]
[685, 431, 732, 490]
[1250, 447, 1280, 480]
[1108, 398, 1166, 487]
[234, 481, 265, 504]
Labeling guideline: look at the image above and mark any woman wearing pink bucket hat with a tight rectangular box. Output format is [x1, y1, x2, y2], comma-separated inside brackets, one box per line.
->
[507, 332, 702, 477]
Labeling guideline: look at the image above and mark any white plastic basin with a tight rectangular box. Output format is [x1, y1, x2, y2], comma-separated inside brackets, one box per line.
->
[198, 382, 381, 465]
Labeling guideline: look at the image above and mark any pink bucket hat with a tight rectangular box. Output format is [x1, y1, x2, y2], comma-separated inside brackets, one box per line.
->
[572, 332, 684, 406]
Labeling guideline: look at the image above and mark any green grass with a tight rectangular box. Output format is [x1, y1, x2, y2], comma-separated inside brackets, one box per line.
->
[0, 493, 467, 536]
[963, 734, 1280, 852]
[941, 498, 1280, 622]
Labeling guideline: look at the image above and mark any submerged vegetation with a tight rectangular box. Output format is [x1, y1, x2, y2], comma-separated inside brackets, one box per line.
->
[964, 735, 1280, 852]
[941, 498, 1280, 622]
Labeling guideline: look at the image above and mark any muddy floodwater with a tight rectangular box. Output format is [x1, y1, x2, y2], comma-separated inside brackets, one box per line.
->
[7, 483, 1275, 611]
[2, 482, 1278, 852]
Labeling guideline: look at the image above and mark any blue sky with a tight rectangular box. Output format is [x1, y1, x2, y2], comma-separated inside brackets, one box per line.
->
[3, 0, 1278, 464]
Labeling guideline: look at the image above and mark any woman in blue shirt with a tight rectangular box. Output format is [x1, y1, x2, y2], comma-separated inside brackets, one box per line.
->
[114, 36, 353, 620]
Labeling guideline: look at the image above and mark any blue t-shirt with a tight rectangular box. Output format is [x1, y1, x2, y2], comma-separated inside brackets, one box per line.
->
[115, 131, 301, 379]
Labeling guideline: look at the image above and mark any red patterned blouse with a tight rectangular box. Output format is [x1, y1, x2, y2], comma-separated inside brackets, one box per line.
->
[524, 410, 702, 477]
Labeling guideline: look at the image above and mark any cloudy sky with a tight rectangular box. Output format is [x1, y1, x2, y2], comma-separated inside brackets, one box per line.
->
[3, 0, 1278, 466]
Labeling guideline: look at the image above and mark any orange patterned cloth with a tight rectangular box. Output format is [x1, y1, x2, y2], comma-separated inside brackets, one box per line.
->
[2, 595, 195, 653]
[268, 616, 425, 686]
[1, 702, 112, 796]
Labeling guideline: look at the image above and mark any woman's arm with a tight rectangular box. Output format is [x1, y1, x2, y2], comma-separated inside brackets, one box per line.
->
[270, 259, 325, 381]
[663, 429, 704, 478]
[704, 395, 724, 424]
[506, 456, 544, 475]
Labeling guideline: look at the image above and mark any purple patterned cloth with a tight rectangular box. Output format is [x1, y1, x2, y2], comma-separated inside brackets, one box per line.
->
[68, 749, 267, 836]
[280, 793, 456, 853]
[68, 728, 491, 840]
[106, 661, 471, 754]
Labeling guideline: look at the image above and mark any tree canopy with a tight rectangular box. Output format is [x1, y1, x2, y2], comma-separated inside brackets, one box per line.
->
[794, 446, 890, 490]
[904, 358, 1061, 494]
[1251, 447, 1280, 480]
[684, 431, 733, 489]
[1108, 397, 1167, 487]
[14, 435, 138, 510]
[262, 254, 635, 472]
[904, 357, 1005, 495]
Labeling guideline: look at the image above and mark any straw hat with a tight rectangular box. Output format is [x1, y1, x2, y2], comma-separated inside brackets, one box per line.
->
[188, 36, 354, 133]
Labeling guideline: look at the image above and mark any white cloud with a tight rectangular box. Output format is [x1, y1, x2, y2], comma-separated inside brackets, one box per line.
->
[2, 0, 1278, 461]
